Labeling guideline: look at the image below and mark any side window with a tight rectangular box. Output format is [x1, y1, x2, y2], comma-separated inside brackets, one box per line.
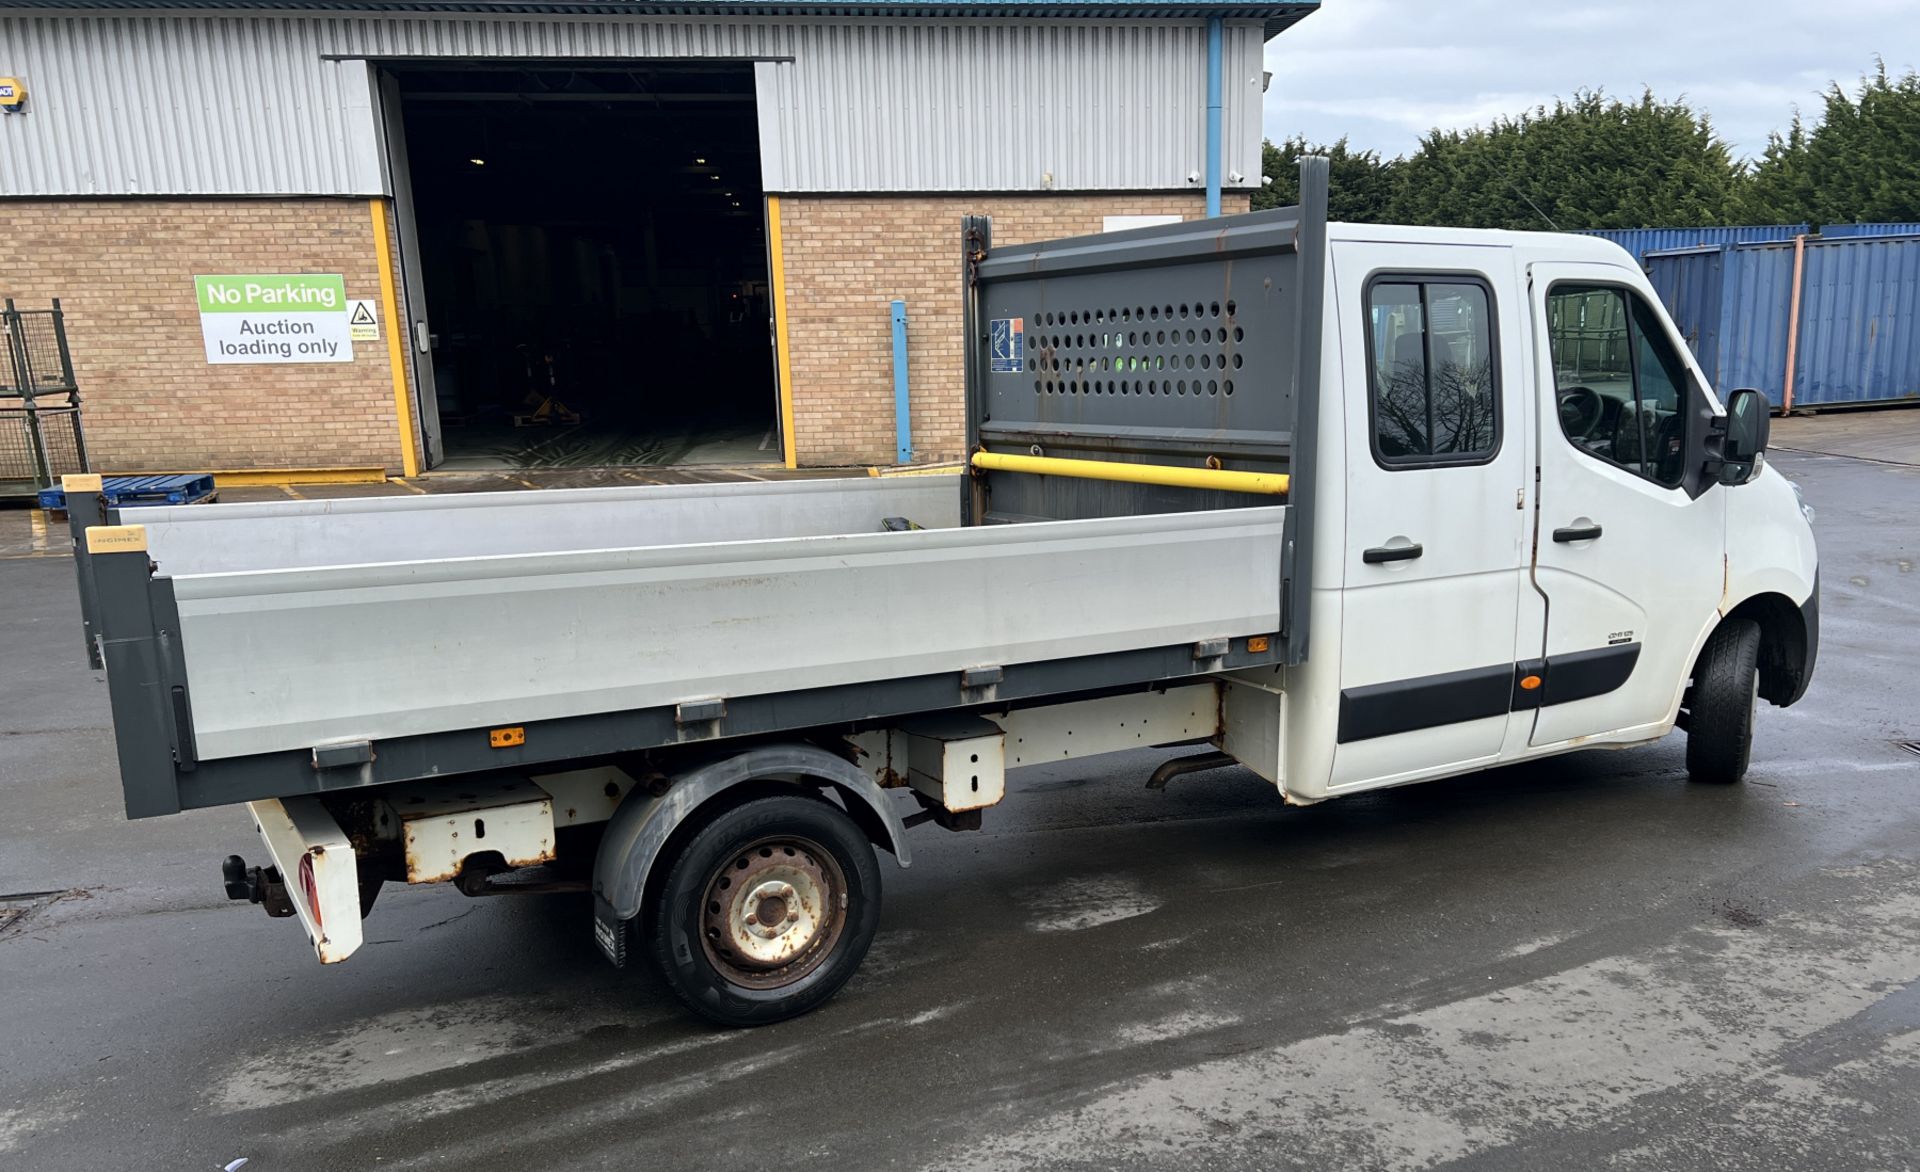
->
[1365, 278, 1498, 466]
[1545, 284, 1691, 487]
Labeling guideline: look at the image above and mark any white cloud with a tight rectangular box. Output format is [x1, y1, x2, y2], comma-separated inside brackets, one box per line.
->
[1262, 0, 1920, 161]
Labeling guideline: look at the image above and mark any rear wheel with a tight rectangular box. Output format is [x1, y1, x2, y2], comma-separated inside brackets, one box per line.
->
[645, 792, 881, 1026]
[1686, 618, 1761, 784]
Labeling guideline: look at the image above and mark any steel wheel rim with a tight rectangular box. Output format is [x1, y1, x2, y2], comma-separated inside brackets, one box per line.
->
[699, 834, 848, 990]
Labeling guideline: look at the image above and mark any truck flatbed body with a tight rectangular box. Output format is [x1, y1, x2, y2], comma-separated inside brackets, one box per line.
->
[171, 483, 1283, 759]
[71, 198, 1317, 819]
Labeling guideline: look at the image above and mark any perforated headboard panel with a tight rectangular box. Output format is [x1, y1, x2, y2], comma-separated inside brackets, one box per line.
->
[967, 208, 1310, 521]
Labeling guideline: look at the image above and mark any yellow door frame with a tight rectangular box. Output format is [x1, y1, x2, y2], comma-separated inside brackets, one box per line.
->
[766, 195, 799, 469]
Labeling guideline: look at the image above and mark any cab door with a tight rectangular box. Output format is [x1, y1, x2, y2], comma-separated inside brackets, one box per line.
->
[1329, 242, 1530, 789]
[1525, 264, 1725, 745]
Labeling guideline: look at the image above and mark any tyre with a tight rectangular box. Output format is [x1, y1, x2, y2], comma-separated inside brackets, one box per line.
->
[1686, 618, 1761, 784]
[644, 791, 881, 1027]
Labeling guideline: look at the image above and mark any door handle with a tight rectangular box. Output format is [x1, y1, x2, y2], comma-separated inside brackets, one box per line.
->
[1552, 524, 1603, 543]
[1363, 543, 1424, 564]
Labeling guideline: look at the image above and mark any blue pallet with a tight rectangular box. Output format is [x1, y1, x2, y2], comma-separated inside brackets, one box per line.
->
[38, 473, 217, 510]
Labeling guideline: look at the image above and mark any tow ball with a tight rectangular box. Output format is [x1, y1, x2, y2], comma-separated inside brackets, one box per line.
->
[221, 855, 296, 918]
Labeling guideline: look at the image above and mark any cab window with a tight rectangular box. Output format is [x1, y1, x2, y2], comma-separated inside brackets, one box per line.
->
[1365, 278, 1498, 467]
[1545, 285, 1691, 487]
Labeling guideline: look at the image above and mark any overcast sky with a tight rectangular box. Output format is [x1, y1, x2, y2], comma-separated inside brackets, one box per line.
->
[1262, 0, 1920, 164]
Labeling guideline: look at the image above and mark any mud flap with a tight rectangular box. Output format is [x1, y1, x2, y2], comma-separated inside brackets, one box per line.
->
[593, 894, 627, 968]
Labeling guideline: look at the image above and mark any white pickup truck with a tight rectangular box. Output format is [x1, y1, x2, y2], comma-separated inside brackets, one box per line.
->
[64, 161, 1817, 1026]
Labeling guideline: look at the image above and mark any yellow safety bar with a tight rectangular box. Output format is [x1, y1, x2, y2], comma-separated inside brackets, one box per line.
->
[970, 450, 1288, 496]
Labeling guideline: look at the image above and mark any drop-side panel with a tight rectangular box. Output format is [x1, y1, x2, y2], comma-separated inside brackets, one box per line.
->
[128, 476, 963, 576]
[174, 506, 1286, 760]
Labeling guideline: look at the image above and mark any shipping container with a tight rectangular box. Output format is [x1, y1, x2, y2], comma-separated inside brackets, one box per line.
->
[1818, 222, 1920, 239]
[1646, 235, 1920, 410]
[1580, 225, 1807, 265]
[1794, 234, 1920, 407]
[1644, 247, 1726, 386]
[1719, 242, 1799, 405]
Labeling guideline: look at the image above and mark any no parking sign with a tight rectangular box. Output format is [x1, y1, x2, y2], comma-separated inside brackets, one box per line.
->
[194, 274, 354, 364]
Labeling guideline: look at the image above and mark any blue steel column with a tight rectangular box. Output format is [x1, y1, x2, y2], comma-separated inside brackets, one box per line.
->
[891, 299, 912, 464]
[1205, 17, 1223, 218]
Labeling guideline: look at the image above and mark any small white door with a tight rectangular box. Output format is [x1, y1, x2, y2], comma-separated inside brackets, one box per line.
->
[1329, 241, 1531, 789]
[1526, 264, 1725, 745]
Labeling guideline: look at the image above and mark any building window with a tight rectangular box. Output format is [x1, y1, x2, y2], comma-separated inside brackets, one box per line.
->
[1365, 278, 1499, 466]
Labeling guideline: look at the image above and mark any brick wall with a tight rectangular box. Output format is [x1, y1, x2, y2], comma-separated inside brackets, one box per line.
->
[777, 192, 1252, 466]
[0, 193, 1252, 473]
[0, 199, 409, 472]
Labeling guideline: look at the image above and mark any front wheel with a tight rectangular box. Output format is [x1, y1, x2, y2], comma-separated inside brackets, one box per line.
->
[645, 792, 881, 1026]
[1686, 618, 1761, 784]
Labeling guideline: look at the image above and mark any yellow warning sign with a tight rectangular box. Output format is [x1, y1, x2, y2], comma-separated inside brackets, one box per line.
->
[347, 299, 379, 342]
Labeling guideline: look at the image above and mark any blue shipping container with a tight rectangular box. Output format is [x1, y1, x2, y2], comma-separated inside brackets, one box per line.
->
[1719, 242, 1798, 406]
[1793, 234, 1920, 407]
[1645, 247, 1726, 387]
[1580, 224, 1807, 265]
[1817, 222, 1920, 239]
[1646, 235, 1920, 409]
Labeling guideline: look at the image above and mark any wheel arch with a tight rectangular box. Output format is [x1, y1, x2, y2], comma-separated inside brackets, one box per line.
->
[1718, 584, 1817, 708]
[593, 743, 912, 930]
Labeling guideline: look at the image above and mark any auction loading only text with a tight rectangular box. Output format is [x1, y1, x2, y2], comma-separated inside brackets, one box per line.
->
[216, 318, 343, 360]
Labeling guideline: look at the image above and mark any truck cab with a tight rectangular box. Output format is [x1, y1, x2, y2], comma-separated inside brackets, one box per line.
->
[1265, 224, 1817, 802]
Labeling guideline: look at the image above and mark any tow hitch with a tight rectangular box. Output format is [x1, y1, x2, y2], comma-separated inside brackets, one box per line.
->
[243, 797, 366, 963]
[221, 855, 296, 918]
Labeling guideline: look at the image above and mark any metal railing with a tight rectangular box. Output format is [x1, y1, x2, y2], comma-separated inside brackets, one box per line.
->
[2, 299, 90, 496]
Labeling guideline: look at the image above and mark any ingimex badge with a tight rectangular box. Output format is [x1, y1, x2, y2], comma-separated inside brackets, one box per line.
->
[989, 316, 1023, 373]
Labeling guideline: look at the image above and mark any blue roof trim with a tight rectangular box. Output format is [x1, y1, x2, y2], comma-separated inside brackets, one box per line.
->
[1, 0, 1317, 36]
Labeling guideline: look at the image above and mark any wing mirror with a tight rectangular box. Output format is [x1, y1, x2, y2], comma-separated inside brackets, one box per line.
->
[1709, 388, 1771, 486]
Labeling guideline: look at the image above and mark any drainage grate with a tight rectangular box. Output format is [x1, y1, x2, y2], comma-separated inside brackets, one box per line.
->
[1897, 741, 1920, 759]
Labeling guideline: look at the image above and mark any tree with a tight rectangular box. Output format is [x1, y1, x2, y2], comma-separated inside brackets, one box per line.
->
[1385, 90, 1745, 230]
[1257, 64, 1913, 231]
[1737, 116, 1817, 224]
[1740, 62, 1920, 225]
[1253, 136, 1399, 221]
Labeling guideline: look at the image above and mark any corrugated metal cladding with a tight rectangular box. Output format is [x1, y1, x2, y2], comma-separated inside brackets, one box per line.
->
[0, 13, 1266, 197]
[752, 20, 1263, 192]
[1646, 236, 1920, 409]
[1645, 242, 1796, 404]
[1645, 248, 1726, 387]
[1795, 234, 1920, 407]
[1716, 243, 1796, 402]
[1818, 222, 1920, 239]
[0, 15, 383, 195]
[1578, 224, 1807, 265]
